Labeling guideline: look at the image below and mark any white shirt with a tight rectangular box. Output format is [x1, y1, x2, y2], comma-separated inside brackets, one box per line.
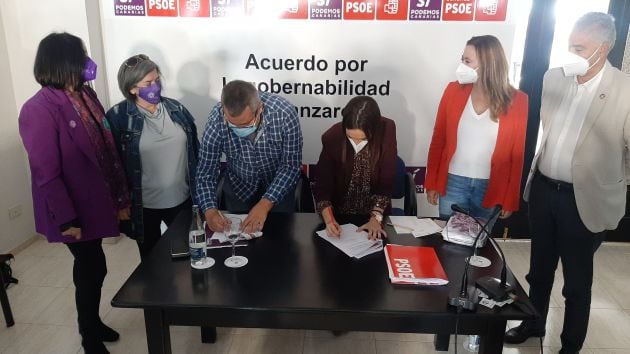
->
[448, 96, 499, 179]
[538, 66, 605, 183]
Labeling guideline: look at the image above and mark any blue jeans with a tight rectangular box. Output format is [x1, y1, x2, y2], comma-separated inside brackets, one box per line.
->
[439, 173, 498, 221]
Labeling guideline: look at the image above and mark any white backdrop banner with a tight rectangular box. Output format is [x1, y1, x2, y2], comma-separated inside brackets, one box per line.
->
[100, 0, 517, 197]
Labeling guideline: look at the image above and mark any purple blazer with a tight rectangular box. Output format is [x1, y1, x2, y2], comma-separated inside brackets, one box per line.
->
[19, 87, 120, 243]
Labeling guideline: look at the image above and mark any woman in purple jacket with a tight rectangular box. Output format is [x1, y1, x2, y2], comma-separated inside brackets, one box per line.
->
[18, 33, 130, 354]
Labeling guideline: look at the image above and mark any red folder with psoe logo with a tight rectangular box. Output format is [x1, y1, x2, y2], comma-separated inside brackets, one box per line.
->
[384, 244, 448, 285]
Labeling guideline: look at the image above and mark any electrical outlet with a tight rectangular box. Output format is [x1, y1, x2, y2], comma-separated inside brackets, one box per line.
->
[8, 205, 22, 220]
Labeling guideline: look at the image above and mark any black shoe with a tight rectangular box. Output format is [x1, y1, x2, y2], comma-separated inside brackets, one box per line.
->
[82, 340, 110, 354]
[98, 323, 120, 342]
[504, 323, 545, 344]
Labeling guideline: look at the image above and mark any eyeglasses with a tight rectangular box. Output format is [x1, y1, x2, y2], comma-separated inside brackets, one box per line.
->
[124, 54, 149, 68]
[224, 107, 260, 128]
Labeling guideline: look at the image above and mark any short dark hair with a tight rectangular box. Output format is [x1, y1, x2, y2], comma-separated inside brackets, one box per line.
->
[117, 54, 161, 101]
[221, 80, 260, 116]
[34, 32, 87, 91]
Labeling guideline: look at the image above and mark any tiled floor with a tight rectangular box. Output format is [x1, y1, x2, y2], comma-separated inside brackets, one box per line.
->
[2, 237, 630, 353]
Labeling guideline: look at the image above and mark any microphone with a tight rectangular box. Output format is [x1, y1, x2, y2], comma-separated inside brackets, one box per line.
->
[476, 236, 513, 301]
[447, 205, 501, 311]
[450, 204, 513, 301]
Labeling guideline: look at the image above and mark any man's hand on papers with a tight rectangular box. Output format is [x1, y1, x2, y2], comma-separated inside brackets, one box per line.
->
[358, 217, 387, 240]
[205, 208, 229, 232]
[242, 198, 273, 234]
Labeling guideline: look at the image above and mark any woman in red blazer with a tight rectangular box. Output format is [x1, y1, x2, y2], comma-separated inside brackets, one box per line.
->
[312, 96, 397, 240]
[425, 35, 528, 221]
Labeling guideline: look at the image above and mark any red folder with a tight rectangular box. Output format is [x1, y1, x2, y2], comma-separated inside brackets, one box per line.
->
[384, 244, 449, 285]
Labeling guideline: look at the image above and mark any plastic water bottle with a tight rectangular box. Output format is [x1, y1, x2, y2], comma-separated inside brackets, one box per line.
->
[189, 205, 210, 269]
[466, 334, 480, 352]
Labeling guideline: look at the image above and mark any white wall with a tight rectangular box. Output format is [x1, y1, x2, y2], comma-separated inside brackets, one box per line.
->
[99, 5, 518, 166]
[0, 0, 93, 252]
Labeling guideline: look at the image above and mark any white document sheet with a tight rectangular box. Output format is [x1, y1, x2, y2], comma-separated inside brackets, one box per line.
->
[315, 224, 383, 259]
[210, 214, 263, 242]
[387, 216, 443, 237]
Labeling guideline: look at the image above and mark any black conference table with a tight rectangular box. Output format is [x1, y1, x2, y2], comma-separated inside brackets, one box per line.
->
[112, 212, 535, 354]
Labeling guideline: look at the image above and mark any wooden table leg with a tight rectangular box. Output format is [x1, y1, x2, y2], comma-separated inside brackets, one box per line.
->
[201, 326, 217, 343]
[434, 333, 450, 351]
[144, 309, 171, 354]
[479, 319, 507, 354]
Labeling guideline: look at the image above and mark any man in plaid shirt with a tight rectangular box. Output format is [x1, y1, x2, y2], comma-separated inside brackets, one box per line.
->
[197, 80, 303, 233]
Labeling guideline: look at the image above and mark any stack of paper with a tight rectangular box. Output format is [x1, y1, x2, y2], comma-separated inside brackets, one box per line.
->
[315, 224, 383, 259]
[206, 214, 262, 249]
[387, 216, 443, 237]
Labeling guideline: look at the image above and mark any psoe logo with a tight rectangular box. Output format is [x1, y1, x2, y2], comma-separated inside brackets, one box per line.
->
[146, 0, 178, 16]
[377, 0, 408, 20]
[344, 0, 376, 20]
[384, 0, 398, 14]
[179, 0, 210, 16]
[482, 0, 498, 15]
[475, 0, 507, 21]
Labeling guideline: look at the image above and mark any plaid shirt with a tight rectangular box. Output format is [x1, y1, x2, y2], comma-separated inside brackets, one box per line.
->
[196, 92, 303, 211]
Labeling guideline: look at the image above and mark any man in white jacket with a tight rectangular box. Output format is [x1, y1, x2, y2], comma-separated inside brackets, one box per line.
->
[505, 12, 630, 354]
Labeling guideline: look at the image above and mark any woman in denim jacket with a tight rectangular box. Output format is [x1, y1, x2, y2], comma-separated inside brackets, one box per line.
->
[107, 54, 199, 259]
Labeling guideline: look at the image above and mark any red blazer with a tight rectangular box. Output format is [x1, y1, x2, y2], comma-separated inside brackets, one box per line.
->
[312, 117, 397, 213]
[425, 82, 528, 212]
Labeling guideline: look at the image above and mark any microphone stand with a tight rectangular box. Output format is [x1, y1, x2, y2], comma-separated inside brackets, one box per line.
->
[476, 235, 513, 301]
[447, 206, 501, 311]
[450, 205, 513, 301]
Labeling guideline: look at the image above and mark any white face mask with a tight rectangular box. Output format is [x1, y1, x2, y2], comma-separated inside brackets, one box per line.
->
[348, 138, 368, 154]
[562, 45, 602, 77]
[455, 62, 478, 84]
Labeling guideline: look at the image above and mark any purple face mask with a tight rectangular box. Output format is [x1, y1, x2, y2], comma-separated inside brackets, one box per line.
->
[83, 57, 98, 82]
[137, 82, 161, 104]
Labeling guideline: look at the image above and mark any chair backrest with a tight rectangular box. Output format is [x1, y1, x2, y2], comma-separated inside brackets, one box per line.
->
[392, 157, 407, 199]
[295, 171, 315, 213]
[403, 172, 418, 216]
[391, 156, 418, 216]
[216, 169, 314, 213]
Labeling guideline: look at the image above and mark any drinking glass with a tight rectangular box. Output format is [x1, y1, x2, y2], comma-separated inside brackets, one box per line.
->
[224, 217, 248, 268]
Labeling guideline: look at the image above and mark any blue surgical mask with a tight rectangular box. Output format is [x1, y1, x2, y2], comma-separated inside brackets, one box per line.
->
[228, 121, 257, 138]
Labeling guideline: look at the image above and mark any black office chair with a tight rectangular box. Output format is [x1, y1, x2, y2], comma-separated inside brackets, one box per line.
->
[391, 157, 417, 216]
[294, 171, 315, 212]
[0, 253, 15, 327]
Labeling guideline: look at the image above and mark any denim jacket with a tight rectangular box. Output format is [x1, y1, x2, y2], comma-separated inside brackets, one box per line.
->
[106, 97, 199, 242]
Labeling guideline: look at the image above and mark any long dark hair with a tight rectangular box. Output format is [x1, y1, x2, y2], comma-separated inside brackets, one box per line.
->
[341, 96, 384, 174]
[34, 32, 87, 91]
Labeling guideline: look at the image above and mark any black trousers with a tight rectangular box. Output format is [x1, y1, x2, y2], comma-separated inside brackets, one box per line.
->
[526, 173, 604, 352]
[139, 198, 192, 260]
[66, 239, 107, 344]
